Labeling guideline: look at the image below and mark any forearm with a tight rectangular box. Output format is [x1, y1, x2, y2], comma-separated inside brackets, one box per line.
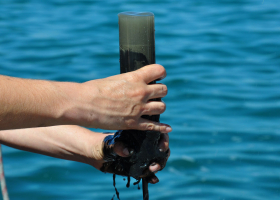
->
[0, 75, 89, 130]
[0, 125, 105, 169]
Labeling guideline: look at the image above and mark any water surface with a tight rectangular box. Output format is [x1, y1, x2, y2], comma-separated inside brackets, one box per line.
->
[1, 0, 280, 199]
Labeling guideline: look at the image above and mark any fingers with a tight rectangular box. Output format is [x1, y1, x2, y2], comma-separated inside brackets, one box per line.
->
[148, 134, 170, 184]
[111, 132, 170, 184]
[149, 162, 161, 173]
[141, 101, 166, 116]
[137, 118, 172, 133]
[146, 83, 168, 100]
[113, 141, 133, 157]
[112, 134, 170, 158]
[135, 64, 166, 84]
[148, 133, 170, 169]
[158, 133, 169, 152]
[148, 174, 159, 184]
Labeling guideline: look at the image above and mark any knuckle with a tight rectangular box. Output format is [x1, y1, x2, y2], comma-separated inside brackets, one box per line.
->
[127, 71, 141, 82]
[129, 87, 147, 101]
[161, 133, 168, 143]
[159, 134, 169, 150]
[147, 123, 155, 131]
[135, 87, 147, 98]
[164, 142, 169, 151]
[142, 106, 150, 115]
[126, 74, 137, 83]
[159, 125, 167, 133]
[125, 119, 137, 128]
[130, 103, 143, 116]
[161, 85, 168, 96]
[159, 103, 166, 113]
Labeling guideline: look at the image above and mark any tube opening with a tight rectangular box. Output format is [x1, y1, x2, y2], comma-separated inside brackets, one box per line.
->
[118, 12, 154, 17]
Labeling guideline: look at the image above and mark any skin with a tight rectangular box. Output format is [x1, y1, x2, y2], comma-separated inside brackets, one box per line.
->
[0, 126, 170, 184]
[0, 64, 172, 133]
[0, 64, 171, 183]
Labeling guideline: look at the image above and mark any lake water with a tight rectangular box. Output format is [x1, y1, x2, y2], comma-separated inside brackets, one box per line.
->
[1, 0, 280, 199]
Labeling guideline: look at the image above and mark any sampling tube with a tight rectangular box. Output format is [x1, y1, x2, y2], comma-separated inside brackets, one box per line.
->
[119, 12, 155, 72]
[118, 11, 156, 200]
[119, 11, 158, 122]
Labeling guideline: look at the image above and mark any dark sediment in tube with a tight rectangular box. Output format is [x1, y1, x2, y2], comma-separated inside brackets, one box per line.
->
[101, 12, 168, 200]
[118, 12, 155, 74]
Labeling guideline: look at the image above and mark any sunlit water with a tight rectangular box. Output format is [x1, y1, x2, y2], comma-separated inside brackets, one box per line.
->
[1, 0, 280, 199]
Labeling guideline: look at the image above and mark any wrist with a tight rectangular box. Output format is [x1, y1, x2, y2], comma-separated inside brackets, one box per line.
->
[84, 132, 107, 169]
[56, 81, 100, 128]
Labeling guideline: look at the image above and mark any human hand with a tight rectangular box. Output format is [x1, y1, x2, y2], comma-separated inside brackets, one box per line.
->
[93, 132, 170, 184]
[75, 64, 172, 133]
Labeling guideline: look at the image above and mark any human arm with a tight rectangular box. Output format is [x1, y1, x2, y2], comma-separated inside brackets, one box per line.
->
[0, 125, 105, 169]
[0, 125, 170, 183]
[0, 64, 171, 133]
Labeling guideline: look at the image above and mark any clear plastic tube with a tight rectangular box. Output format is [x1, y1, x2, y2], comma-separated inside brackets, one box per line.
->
[118, 12, 155, 73]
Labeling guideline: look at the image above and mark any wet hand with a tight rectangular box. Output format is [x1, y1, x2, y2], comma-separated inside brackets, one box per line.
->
[103, 132, 170, 184]
[146, 133, 170, 184]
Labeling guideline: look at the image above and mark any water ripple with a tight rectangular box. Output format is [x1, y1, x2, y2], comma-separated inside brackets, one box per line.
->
[1, 0, 280, 199]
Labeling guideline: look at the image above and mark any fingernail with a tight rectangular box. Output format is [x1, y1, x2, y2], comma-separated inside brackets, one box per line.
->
[123, 148, 129, 156]
[150, 163, 160, 172]
[165, 127, 172, 133]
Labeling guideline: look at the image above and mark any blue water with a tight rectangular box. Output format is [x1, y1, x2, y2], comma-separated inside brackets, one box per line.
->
[1, 0, 280, 199]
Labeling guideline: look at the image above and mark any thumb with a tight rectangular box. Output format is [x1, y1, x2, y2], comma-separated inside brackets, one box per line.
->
[113, 141, 134, 157]
[135, 64, 166, 84]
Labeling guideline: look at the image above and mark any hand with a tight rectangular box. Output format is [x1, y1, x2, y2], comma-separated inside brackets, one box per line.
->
[116, 133, 170, 184]
[77, 64, 172, 133]
[92, 132, 170, 184]
[147, 133, 170, 184]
